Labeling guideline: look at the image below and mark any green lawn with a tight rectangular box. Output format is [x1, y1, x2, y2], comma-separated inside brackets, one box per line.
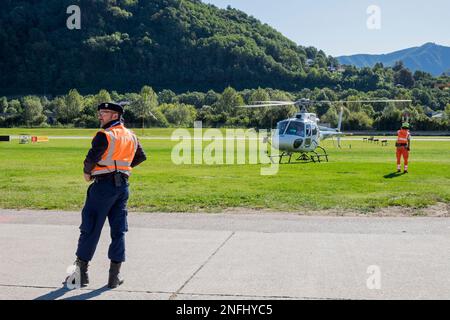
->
[0, 129, 449, 212]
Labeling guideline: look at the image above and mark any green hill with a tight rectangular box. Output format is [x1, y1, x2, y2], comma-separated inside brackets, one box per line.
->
[0, 0, 337, 95]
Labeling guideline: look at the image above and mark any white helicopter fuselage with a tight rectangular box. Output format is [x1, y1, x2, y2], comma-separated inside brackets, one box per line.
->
[270, 112, 340, 153]
[271, 113, 320, 153]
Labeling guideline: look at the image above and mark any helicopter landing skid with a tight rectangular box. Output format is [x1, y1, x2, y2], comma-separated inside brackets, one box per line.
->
[269, 146, 329, 164]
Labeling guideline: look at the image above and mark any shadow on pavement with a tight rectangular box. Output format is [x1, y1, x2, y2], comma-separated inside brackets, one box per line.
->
[62, 286, 110, 300]
[383, 172, 404, 179]
[34, 286, 71, 300]
[34, 285, 110, 300]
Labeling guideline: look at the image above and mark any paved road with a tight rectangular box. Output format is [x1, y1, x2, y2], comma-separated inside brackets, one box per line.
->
[0, 209, 449, 300]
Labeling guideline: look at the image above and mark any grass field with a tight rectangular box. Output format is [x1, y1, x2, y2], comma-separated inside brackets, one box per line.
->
[0, 128, 449, 212]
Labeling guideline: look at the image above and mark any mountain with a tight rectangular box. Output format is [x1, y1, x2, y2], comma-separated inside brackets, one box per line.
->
[337, 43, 450, 76]
[0, 0, 337, 95]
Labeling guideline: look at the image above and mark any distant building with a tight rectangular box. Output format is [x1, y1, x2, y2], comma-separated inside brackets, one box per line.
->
[327, 65, 345, 73]
[434, 82, 450, 90]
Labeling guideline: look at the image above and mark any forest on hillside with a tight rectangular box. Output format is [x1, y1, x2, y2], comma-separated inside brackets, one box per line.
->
[0, 0, 449, 130]
[1, 65, 449, 131]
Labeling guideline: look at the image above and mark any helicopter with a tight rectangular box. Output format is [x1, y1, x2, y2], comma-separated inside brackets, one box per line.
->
[238, 98, 412, 163]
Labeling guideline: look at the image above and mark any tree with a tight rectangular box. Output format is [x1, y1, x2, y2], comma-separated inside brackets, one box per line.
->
[110, 91, 123, 102]
[392, 61, 405, 72]
[395, 69, 415, 88]
[345, 95, 363, 112]
[58, 89, 84, 124]
[345, 111, 373, 130]
[361, 104, 375, 117]
[52, 97, 67, 124]
[94, 89, 112, 107]
[373, 62, 384, 71]
[159, 103, 197, 127]
[373, 104, 402, 130]
[0, 97, 8, 114]
[444, 104, 450, 119]
[177, 92, 205, 108]
[22, 96, 46, 126]
[259, 89, 296, 128]
[158, 89, 176, 104]
[249, 88, 270, 104]
[413, 70, 433, 82]
[7, 99, 21, 114]
[1, 99, 21, 126]
[130, 86, 158, 130]
[213, 87, 243, 114]
[246, 88, 270, 127]
[204, 90, 220, 107]
[320, 106, 339, 127]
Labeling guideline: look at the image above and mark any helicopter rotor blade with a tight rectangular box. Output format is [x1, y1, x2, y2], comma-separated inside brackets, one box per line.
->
[305, 99, 412, 105]
[238, 102, 296, 108]
[252, 101, 294, 104]
[335, 99, 412, 103]
[148, 111, 158, 121]
[309, 100, 335, 104]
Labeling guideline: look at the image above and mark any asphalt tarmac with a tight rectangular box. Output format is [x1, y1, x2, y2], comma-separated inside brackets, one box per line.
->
[0, 209, 449, 300]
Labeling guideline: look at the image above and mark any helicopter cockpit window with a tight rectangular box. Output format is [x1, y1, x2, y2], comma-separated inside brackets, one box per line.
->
[285, 121, 305, 137]
[277, 121, 288, 134]
[312, 125, 318, 136]
[306, 124, 311, 136]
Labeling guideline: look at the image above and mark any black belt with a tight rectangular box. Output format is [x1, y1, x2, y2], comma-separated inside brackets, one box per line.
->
[94, 173, 128, 182]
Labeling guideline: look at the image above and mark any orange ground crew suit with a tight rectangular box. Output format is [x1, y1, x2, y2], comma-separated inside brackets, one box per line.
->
[396, 129, 410, 172]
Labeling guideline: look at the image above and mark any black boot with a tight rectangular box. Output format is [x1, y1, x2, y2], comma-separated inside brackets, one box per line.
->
[64, 258, 89, 287]
[108, 261, 124, 288]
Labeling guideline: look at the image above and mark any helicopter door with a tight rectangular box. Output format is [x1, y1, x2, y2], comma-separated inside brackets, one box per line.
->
[304, 124, 312, 147]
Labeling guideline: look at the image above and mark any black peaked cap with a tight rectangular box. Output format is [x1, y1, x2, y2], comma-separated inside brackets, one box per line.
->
[97, 102, 124, 114]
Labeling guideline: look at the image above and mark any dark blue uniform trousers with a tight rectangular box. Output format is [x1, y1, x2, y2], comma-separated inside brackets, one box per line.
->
[76, 178, 129, 263]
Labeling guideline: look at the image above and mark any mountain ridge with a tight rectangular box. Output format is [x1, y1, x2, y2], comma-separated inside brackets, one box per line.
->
[337, 43, 450, 76]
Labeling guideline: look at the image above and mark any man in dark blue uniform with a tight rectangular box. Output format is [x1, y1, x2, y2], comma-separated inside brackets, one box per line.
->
[66, 102, 146, 289]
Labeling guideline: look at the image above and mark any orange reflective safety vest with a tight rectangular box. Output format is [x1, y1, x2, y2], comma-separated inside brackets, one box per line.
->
[91, 123, 138, 177]
[396, 129, 410, 145]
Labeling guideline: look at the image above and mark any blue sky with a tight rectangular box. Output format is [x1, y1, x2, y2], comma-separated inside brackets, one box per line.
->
[202, 0, 450, 56]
